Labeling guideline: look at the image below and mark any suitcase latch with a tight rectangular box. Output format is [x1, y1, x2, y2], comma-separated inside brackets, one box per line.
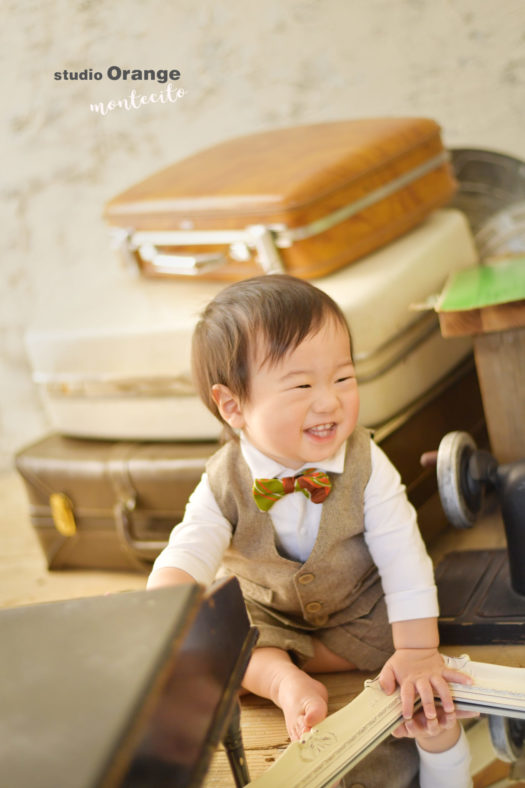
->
[49, 493, 77, 537]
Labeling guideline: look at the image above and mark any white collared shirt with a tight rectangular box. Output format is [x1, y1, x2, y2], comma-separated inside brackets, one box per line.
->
[151, 434, 438, 623]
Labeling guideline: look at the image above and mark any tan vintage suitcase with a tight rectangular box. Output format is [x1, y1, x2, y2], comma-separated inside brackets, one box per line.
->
[14, 435, 219, 572]
[104, 118, 456, 281]
[27, 209, 476, 443]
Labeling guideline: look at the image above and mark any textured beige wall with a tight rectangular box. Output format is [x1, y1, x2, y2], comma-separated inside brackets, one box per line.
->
[2, 0, 525, 469]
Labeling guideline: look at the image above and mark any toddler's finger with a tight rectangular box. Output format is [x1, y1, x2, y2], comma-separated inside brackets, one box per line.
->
[415, 679, 437, 722]
[431, 675, 455, 714]
[400, 681, 416, 720]
[443, 667, 473, 685]
[424, 715, 440, 736]
[442, 711, 457, 730]
[391, 721, 408, 738]
[404, 717, 418, 738]
[378, 664, 396, 695]
[456, 709, 480, 720]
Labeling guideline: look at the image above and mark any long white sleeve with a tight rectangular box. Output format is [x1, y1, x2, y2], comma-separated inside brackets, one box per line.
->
[417, 727, 473, 788]
[363, 442, 439, 623]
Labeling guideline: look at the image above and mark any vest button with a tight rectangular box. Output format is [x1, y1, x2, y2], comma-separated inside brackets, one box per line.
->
[298, 573, 315, 585]
[305, 601, 322, 613]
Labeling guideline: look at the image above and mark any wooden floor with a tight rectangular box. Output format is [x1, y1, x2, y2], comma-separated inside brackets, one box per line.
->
[2, 469, 525, 786]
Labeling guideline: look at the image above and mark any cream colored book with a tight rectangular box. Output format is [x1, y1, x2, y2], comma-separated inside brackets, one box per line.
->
[247, 655, 525, 788]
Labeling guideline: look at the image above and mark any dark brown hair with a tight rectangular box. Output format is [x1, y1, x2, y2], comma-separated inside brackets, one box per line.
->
[191, 274, 352, 433]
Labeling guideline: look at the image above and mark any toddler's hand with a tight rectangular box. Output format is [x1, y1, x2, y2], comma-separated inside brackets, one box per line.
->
[379, 647, 473, 723]
[392, 705, 479, 752]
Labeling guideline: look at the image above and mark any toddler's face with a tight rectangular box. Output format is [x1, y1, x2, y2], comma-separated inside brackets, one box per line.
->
[233, 318, 359, 469]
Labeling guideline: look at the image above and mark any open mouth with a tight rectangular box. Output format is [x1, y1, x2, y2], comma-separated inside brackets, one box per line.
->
[305, 422, 337, 439]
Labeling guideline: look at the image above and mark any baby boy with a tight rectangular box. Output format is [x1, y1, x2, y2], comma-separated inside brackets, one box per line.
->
[148, 274, 471, 776]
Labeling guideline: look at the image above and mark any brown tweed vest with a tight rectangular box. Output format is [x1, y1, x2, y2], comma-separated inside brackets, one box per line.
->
[206, 425, 384, 630]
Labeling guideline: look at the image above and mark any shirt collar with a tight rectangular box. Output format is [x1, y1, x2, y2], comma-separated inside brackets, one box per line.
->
[240, 432, 346, 479]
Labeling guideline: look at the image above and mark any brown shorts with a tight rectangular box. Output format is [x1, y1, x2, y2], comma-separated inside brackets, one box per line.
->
[244, 594, 394, 672]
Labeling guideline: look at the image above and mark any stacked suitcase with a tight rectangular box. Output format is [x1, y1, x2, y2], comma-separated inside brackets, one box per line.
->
[16, 118, 487, 572]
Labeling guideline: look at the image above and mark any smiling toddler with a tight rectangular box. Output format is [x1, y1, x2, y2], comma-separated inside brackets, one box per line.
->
[148, 274, 472, 785]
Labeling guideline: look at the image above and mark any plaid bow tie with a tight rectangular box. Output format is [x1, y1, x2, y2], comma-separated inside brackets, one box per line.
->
[252, 468, 332, 512]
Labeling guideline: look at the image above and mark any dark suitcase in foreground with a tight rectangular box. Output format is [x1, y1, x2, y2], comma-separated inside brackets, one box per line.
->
[0, 578, 258, 788]
[15, 360, 486, 573]
[15, 436, 219, 572]
[104, 117, 456, 281]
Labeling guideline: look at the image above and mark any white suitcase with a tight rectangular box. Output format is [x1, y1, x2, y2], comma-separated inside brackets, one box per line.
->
[25, 209, 477, 441]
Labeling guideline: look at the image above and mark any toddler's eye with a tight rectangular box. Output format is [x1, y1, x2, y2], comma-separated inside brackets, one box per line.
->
[336, 376, 352, 383]
[296, 383, 311, 389]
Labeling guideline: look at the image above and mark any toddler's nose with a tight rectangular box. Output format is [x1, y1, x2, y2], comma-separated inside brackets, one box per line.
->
[312, 386, 339, 413]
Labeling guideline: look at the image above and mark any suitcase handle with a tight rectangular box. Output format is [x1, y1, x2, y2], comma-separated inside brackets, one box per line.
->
[139, 245, 227, 275]
[114, 498, 169, 572]
[112, 224, 285, 276]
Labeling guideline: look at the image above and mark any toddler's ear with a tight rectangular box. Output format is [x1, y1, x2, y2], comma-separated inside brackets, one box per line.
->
[211, 384, 245, 429]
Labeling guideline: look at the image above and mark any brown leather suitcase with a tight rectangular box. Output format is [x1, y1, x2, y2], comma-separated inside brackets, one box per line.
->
[104, 117, 456, 281]
[14, 435, 219, 572]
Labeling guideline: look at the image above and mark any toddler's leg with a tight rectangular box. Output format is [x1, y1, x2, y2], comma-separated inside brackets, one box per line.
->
[242, 646, 328, 741]
[303, 637, 357, 673]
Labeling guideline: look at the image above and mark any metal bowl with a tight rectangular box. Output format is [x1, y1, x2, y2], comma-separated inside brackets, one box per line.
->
[450, 148, 525, 258]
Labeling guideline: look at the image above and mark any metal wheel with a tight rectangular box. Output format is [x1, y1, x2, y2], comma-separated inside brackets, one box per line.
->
[436, 431, 482, 528]
[489, 715, 525, 763]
